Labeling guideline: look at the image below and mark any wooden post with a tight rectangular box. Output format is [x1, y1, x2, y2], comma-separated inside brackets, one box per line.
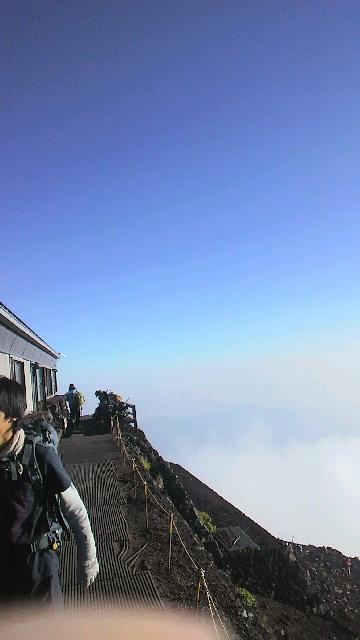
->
[132, 405, 138, 430]
[132, 459, 137, 498]
[144, 481, 149, 531]
[168, 513, 174, 571]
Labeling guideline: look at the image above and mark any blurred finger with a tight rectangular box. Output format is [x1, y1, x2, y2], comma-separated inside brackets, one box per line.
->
[3, 610, 217, 640]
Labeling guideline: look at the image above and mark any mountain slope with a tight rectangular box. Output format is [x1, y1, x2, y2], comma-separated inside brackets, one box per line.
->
[170, 462, 277, 549]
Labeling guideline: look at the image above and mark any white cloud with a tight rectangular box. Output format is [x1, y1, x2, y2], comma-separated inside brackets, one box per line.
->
[182, 432, 360, 557]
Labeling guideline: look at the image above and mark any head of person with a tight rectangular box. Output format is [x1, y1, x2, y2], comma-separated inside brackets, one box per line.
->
[69, 383, 76, 391]
[0, 376, 27, 439]
[24, 409, 53, 425]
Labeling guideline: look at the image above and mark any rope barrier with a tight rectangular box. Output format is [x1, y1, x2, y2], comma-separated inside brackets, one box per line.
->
[123, 442, 131, 461]
[203, 572, 230, 639]
[115, 423, 229, 637]
[119, 437, 203, 574]
[146, 483, 173, 517]
[135, 463, 145, 484]
[172, 519, 199, 570]
[204, 579, 221, 640]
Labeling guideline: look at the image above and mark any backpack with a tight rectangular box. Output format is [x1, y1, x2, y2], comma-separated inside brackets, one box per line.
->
[23, 419, 60, 452]
[73, 391, 85, 407]
[0, 420, 70, 548]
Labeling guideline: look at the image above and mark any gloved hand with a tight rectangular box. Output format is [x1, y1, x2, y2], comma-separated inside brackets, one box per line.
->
[77, 557, 99, 589]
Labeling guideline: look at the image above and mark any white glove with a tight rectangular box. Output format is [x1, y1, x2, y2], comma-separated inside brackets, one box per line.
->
[77, 557, 99, 589]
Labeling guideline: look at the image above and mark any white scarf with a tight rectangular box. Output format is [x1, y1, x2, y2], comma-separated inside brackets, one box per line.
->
[0, 428, 25, 459]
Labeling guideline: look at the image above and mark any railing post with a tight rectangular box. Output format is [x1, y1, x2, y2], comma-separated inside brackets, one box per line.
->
[195, 570, 203, 613]
[168, 513, 174, 571]
[132, 405, 138, 430]
[144, 481, 149, 531]
[132, 459, 137, 498]
[122, 442, 126, 469]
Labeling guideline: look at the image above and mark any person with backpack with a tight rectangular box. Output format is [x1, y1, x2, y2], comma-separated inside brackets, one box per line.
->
[65, 383, 85, 436]
[0, 376, 99, 606]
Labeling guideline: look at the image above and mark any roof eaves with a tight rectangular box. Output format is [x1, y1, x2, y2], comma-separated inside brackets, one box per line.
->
[0, 301, 60, 359]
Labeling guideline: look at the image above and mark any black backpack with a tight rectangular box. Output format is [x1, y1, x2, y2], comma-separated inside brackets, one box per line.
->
[0, 420, 70, 551]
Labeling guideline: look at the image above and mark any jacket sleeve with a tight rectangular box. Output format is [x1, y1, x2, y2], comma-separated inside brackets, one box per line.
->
[59, 483, 99, 587]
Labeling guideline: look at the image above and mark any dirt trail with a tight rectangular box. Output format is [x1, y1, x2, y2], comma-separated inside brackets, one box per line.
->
[59, 424, 163, 610]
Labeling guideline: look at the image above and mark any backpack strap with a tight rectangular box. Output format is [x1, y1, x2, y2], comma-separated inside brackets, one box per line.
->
[9, 460, 18, 480]
[21, 438, 44, 492]
[21, 441, 33, 467]
[27, 439, 69, 537]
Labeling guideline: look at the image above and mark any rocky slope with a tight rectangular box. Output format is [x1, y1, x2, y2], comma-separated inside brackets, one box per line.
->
[170, 463, 360, 639]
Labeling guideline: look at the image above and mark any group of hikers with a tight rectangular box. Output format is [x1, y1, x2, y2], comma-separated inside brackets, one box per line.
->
[92, 389, 136, 433]
[64, 386, 134, 436]
[0, 376, 98, 607]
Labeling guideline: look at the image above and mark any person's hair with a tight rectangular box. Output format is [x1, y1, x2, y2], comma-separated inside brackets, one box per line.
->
[0, 376, 27, 420]
[23, 409, 53, 425]
[69, 383, 75, 390]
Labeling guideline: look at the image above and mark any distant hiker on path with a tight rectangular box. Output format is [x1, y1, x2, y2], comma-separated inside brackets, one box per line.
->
[65, 384, 85, 435]
[0, 376, 99, 607]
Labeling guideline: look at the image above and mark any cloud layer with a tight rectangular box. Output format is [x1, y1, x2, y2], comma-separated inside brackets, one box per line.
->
[62, 342, 360, 557]
[182, 431, 360, 557]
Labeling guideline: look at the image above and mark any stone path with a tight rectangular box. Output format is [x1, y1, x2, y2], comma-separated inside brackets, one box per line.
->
[59, 430, 163, 610]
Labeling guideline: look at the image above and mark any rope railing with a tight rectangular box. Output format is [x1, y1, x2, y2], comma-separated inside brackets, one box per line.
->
[204, 576, 221, 640]
[110, 415, 230, 639]
[203, 572, 230, 639]
[172, 519, 199, 570]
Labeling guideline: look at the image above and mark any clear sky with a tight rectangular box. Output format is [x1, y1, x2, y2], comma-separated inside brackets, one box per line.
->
[1, 1, 360, 555]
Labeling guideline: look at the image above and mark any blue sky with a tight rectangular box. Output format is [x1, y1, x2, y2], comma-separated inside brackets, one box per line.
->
[1, 1, 360, 553]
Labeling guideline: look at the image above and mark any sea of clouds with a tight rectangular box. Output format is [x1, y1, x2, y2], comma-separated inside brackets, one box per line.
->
[141, 347, 360, 557]
[64, 344, 360, 556]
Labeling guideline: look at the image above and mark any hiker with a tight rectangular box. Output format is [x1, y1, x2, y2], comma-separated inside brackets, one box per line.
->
[65, 383, 85, 435]
[107, 391, 135, 426]
[46, 395, 68, 436]
[0, 376, 99, 607]
[95, 389, 109, 406]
